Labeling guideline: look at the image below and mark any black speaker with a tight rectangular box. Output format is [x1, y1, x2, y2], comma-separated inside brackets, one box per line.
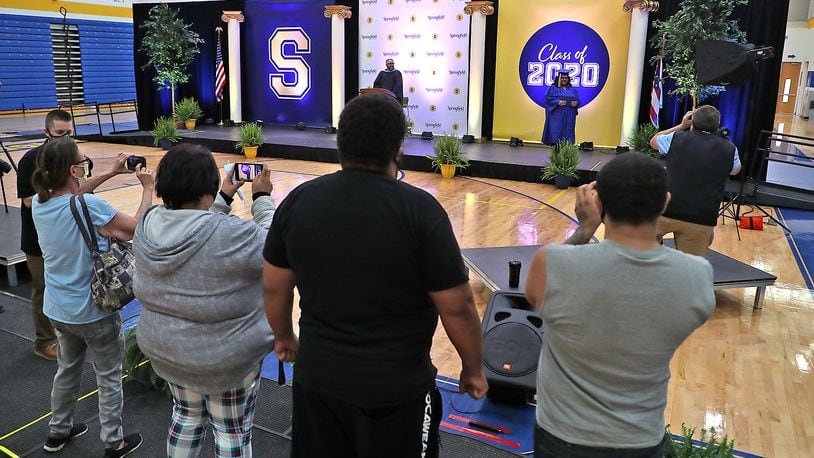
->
[696, 40, 774, 86]
[421, 131, 433, 140]
[615, 146, 630, 154]
[509, 137, 524, 147]
[579, 141, 594, 151]
[481, 291, 543, 404]
[325, 126, 337, 134]
[462, 134, 475, 144]
[295, 122, 306, 130]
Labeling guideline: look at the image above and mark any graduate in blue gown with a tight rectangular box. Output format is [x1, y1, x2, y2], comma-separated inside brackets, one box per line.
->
[542, 71, 580, 146]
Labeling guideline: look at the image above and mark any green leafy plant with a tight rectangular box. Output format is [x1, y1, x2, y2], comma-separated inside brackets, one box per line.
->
[139, 3, 204, 109]
[628, 123, 660, 158]
[650, 0, 747, 104]
[541, 140, 579, 181]
[405, 118, 414, 136]
[123, 329, 170, 395]
[664, 423, 736, 457]
[427, 134, 469, 169]
[235, 122, 266, 151]
[151, 116, 180, 146]
[173, 97, 203, 122]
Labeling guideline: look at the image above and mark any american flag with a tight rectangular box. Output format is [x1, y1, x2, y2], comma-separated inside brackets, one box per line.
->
[649, 57, 662, 127]
[215, 33, 226, 102]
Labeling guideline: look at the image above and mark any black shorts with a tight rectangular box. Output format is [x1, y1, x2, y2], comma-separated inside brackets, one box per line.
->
[291, 382, 442, 458]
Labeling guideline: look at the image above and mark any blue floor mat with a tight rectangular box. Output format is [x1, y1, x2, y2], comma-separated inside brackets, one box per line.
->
[776, 207, 814, 290]
[436, 375, 534, 455]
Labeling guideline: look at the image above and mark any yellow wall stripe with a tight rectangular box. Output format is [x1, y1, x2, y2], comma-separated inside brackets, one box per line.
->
[2, 0, 131, 19]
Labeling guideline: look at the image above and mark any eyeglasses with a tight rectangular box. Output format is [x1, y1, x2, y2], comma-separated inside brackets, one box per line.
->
[72, 157, 93, 178]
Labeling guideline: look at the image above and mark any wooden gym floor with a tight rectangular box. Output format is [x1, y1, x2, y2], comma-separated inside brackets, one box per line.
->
[2, 132, 813, 457]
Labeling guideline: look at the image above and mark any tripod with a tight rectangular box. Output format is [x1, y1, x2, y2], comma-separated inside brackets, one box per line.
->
[718, 131, 791, 240]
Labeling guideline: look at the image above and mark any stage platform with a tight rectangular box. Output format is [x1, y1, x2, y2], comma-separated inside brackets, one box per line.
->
[462, 239, 777, 309]
[95, 124, 618, 184]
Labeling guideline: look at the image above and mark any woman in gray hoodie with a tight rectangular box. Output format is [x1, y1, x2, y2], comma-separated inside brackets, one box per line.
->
[133, 143, 275, 457]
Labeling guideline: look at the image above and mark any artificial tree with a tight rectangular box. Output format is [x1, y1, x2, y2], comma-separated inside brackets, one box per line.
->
[139, 3, 204, 113]
[650, 0, 747, 107]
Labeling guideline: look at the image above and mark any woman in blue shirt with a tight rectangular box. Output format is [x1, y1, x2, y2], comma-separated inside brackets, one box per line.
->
[31, 136, 153, 458]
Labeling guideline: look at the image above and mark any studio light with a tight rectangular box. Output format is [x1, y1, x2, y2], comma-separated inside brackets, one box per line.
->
[579, 141, 594, 151]
[509, 137, 524, 147]
[421, 131, 433, 140]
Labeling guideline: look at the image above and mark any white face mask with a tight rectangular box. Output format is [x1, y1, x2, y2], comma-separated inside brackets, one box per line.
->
[72, 161, 91, 185]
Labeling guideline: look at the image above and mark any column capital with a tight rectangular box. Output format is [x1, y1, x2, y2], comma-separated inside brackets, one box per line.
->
[623, 1, 659, 13]
[324, 5, 352, 19]
[221, 10, 245, 22]
[464, 1, 495, 16]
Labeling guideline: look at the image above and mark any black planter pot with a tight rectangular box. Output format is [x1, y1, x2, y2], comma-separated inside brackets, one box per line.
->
[159, 140, 173, 150]
[554, 174, 571, 189]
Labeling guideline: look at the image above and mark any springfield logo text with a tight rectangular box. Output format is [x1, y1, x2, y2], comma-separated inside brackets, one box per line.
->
[447, 106, 465, 112]
[449, 33, 467, 39]
[382, 51, 400, 57]
[361, 69, 377, 75]
[361, 0, 377, 4]
[361, 34, 377, 40]
[408, 104, 419, 110]
[425, 122, 442, 128]
[406, 0, 421, 3]
[426, 51, 444, 57]
[428, 15, 445, 21]
[403, 69, 421, 75]
[383, 16, 399, 22]
[404, 33, 421, 39]
[425, 88, 443, 93]
[448, 70, 466, 76]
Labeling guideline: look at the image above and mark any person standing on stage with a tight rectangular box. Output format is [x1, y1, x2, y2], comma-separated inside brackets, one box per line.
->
[649, 106, 741, 257]
[542, 71, 580, 146]
[373, 58, 404, 103]
[263, 93, 487, 457]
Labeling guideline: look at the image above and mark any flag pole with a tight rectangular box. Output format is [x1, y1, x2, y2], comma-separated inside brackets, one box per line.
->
[216, 26, 224, 126]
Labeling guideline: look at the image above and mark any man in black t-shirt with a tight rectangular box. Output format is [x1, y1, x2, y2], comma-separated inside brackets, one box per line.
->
[263, 93, 487, 457]
[17, 109, 74, 360]
[649, 106, 742, 256]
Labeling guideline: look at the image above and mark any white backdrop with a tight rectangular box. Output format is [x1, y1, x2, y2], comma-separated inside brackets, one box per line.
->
[359, 0, 470, 135]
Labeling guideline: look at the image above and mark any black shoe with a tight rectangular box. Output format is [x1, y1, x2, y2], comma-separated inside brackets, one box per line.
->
[103, 433, 142, 458]
[43, 422, 89, 452]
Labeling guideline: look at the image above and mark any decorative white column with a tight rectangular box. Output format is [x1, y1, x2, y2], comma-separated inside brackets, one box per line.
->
[620, 1, 659, 145]
[464, 1, 494, 142]
[324, 5, 352, 129]
[222, 11, 245, 123]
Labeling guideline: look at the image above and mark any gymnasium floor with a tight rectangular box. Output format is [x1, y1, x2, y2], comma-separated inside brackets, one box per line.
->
[1, 114, 813, 456]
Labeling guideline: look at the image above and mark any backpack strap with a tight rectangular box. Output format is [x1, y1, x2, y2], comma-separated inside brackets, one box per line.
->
[69, 194, 100, 253]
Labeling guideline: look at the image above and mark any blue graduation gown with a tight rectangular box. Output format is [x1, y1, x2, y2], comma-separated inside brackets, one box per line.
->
[541, 86, 579, 145]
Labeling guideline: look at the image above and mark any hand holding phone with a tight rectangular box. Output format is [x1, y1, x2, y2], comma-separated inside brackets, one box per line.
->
[235, 162, 263, 182]
[126, 155, 147, 171]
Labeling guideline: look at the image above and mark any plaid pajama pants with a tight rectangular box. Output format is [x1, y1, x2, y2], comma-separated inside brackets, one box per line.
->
[167, 368, 261, 457]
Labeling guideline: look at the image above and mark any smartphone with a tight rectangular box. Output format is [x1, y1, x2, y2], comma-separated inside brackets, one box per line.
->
[235, 162, 263, 182]
[126, 155, 147, 171]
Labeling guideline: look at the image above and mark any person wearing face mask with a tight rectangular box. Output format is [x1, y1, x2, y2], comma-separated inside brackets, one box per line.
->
[17, 109, 75, 360]
[31, 136, 153, 457]
[263, 93, 487, 457]
[542, 70, 580, 147]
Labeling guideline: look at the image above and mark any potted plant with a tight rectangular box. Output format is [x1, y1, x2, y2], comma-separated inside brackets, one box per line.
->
[123, 329, 169, 395]
[173, 97, 203, 130]
[627, 123, 660, 159]
[541, 140, 580, 189]
[236, 122, 266, 160]
[427, 134, 469, 179]
[664, 423, 735, 457]
[139, 3, 204, 111]
[151, 116, 180, 150]
[405, 118, 414, 137]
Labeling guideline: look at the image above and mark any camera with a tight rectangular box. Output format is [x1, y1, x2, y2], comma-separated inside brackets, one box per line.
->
[126, 155, 147, 171]
[0, 159, 11, 175]
[235, 162, 263, 182]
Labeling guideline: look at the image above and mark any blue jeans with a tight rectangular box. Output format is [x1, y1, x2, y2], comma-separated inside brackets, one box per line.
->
[535, 425, 666, 458]
[49, 313, 124, 447]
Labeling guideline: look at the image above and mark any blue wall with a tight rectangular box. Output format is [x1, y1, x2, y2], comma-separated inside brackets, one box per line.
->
[0, 14, 136, 111]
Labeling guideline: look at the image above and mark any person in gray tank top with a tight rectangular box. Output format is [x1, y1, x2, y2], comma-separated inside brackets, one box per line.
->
[525, 153, 715, 457]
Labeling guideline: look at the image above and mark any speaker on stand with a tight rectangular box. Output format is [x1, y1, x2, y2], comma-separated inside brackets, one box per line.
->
[481, 291, 543, 404]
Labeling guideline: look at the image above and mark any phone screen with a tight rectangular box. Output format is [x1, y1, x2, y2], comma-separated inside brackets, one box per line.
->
[236, 163, 263, 182]
[126, 156, 147, 171]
